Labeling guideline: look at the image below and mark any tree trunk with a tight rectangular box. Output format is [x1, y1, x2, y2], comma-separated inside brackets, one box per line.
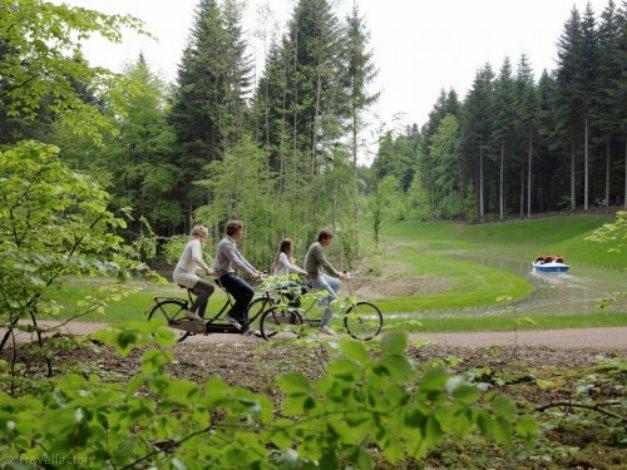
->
[292, 29, 298, 158]
[479, 141, 484, 222]
[520, 165, 524, 217]
[308, 66, 322, 228]
[605, 136, 610, 207]
[351, 81, 359, 257]
[571, 137, 576, 211]
[499, 140, 505, 220]
[279, 53, 289, 193]
[584, 114, 589, 211]
[527, 124, 533, 218]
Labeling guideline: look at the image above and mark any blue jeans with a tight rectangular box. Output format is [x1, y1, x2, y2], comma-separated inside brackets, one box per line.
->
[309, 274, 341, 327]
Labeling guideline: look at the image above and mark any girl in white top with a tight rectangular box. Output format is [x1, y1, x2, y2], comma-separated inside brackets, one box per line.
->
[173, 225, 215, 321]
[272, 238, 307, 276]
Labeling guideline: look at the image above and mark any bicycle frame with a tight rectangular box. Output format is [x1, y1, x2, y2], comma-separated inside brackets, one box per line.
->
[172, 283, 275, 330]
[272, 273, 364, 324]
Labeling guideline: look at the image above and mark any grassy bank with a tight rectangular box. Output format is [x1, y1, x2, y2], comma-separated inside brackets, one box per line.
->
[381, 215, 627, 268]
[373, 214, 625, 313]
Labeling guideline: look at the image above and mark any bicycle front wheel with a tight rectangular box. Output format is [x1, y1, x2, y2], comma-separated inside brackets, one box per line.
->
[147, 299, 194, 343]
[260, 306, 303, 340]
[344, 301, 383, 341]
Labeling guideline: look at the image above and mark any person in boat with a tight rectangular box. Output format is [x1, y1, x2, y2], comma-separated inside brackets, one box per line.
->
[172, 225, 216, 321]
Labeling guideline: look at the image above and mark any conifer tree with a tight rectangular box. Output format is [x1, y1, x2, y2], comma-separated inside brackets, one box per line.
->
[515, 54, 538, 217]
[461, 64, 494, 221]
[557, 6, 584, 210]
[580, 2, 600, 210]
[342, 2, 378, 257]
[492, 57, 517, 219]
[169, 0, 250, 229]
[596, 0, 623, 205]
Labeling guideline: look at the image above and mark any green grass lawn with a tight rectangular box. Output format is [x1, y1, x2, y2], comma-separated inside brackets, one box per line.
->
[382, 215, 627, 268]
[45, 279, 230, 323]
[387, 311, 627, 333]
[372, 214, 626, 314]
[375, 247, 533, 313]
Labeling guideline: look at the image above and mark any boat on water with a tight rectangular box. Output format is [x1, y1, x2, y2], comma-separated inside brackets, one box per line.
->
[532, 254, 570, 273]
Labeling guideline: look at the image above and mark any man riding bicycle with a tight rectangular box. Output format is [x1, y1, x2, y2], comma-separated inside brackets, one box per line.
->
[214, 220, 264, 334]
[304, 228, 350, 336]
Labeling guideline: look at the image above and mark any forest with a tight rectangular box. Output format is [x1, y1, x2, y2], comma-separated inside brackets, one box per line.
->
[4, 0, 624, 265]
[371, 1, 626, 223]
[0, 0, 626, 468]
[2, 0, 379, 267]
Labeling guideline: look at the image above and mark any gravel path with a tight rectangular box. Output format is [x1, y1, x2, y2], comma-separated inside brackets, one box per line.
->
[5, 321, 627, 350]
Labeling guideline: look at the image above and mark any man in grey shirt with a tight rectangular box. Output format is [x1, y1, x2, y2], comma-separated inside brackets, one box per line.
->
[214, 220, 263, 333]
[304, 228, 349, 335]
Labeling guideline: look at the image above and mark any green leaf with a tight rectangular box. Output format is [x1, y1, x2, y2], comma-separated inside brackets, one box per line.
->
[327, 358, 361, 381]
[277, 372, 311, 394]
[516, 414, 538, 440]
[381, 331, 407, 355]
[377, 356, 414, 381]
[452, 384, 480, 404]
[492, 396, 516, 421]
[419, 368, 449, 392]
[535, 379, 554, 390]
[492, 417, 513, 447]
[340, 339, 370, 364]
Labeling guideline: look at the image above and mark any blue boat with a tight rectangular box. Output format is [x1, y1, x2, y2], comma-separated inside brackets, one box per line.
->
[532, 255, 570, 273]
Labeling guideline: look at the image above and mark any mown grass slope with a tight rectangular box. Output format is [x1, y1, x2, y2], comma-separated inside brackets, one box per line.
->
[374, 214, 625, 314]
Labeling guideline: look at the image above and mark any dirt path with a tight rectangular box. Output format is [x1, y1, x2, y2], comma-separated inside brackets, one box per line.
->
[4, 321, 626, 350]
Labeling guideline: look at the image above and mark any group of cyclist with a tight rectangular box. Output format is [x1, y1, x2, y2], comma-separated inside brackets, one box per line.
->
[172, 219, 349, 336]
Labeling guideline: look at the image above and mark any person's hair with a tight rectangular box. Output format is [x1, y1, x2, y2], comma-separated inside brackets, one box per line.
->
[225, 220, 243, 236]
[190, 225, 208, 240]
[273, 238, 294, 270]
[317, 229, 333, 242]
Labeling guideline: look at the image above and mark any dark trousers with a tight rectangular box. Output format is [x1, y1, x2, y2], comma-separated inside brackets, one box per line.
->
[218, 273, 254, 323]
[191, 279, 215, 318]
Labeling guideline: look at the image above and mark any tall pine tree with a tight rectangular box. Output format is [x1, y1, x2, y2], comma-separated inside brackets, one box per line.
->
[492, 57, 517, 219]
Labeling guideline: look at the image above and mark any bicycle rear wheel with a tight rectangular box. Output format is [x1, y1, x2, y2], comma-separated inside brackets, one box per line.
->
[344, 301, 383, 341]
[260, 306, 303, 340]
[148, 299, 195, 343]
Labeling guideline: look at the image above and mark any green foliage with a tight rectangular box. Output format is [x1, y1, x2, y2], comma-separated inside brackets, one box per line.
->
[169, 0, 250, 213]
[0, 141, 136, 338]
[586, 210, 627, 253]
[429, 114, 464, 219]
[0, 0, 147, 143]
[0, 327, 535, 467]
[370, 175, 402, 246]
[163, 235, 190, 265]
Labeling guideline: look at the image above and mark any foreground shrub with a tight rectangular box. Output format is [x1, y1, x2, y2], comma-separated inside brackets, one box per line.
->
[0, 324, 536, 467]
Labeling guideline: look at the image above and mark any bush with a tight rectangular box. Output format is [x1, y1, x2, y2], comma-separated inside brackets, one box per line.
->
[0, 141, 136, 346]
[0, 324, 537, 467]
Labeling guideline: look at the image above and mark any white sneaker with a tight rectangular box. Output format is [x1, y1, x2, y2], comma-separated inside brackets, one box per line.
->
[244, 329, 260, 337]
[185, 310, 204, 322]
[319, 326, 336, 336]
[227, 316, 243, 331]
